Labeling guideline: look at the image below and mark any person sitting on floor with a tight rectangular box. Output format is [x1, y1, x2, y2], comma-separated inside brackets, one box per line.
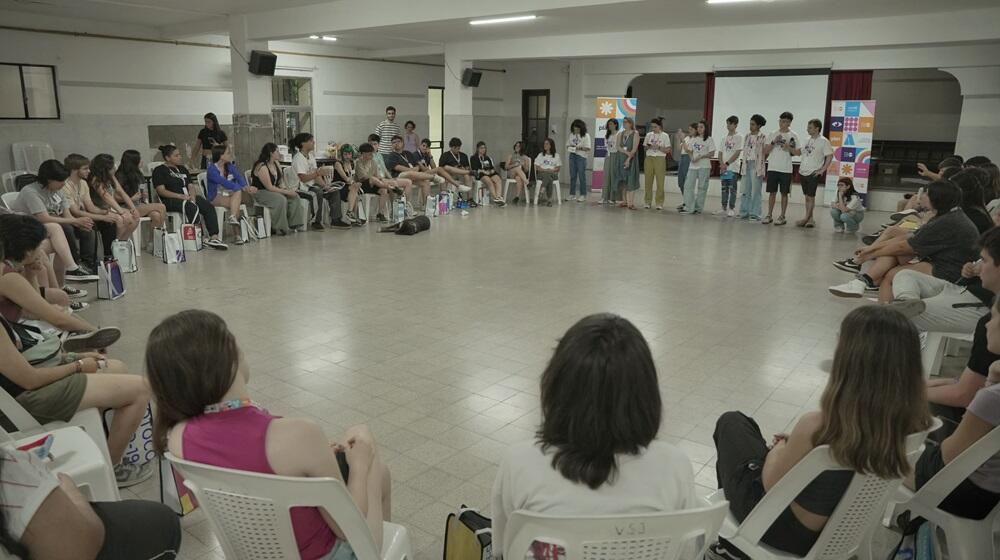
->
[251, 142, 307, 236]
[490, 313, 696, 559]
[114, 149, 166, 229]
[712, 306, 932, 558]
[829, 177, 865, 233]
[152, 145, 227, 250]
[146, 309, 393, 560]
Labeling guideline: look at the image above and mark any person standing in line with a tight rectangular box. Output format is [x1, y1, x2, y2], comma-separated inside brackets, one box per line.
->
[679, 120, 716, 215]
[675, 124, 696, 210]
[373, 106, 401, 154]
[642, 117, 671, 210]
[617, 117, 641, 210]
[762, 111, 800, 226]
[566, 120, 592, 203]
[796, 118, 835, 228]
[602, 119, 622, 205]
[738, 114, 768, 221]
[402, 120, 420, 154]
[715, 116, 743, 218]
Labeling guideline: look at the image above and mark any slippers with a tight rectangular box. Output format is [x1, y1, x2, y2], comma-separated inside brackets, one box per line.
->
[63, 327, 121, 353]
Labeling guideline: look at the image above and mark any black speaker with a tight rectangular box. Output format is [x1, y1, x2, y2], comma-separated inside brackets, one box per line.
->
[461, 68, 482, 87]
[248, 50, 277, 76]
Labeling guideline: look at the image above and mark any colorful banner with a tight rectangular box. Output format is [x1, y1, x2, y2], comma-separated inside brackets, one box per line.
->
[592, 97, 638, 191]
[825, 99, 877, 198]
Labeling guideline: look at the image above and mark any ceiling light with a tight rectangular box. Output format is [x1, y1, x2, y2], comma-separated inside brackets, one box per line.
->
[321, 36, 337, 41]
[308, 35, 319, 39]
[469, 14, 536, 25]
[706, 0, 767, 4]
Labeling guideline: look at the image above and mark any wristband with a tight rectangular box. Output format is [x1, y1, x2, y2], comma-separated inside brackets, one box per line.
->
[75, 360, 83, 373]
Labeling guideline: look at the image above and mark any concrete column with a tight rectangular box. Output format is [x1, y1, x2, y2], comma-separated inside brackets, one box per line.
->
[228, 15, 274, 170]
[941, 66, 1000, 162]
[444, 45, 474, 150]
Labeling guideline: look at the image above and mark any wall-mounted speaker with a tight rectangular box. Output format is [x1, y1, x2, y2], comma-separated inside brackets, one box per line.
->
[248, 50, 277, 76]
[461, 68, 483, 87]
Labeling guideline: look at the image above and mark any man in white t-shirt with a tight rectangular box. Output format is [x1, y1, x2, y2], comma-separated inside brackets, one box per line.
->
[716, 116, 743, 217]
[796, 118, 835, 228]
[761, 111, 800, 226]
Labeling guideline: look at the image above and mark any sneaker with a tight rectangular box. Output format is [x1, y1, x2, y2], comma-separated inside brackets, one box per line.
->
[205, 238, 228, 250]
[749, 216, 760, 222]
[774, 216, 787, 226]
[890, 209, 919, 221]
[375, 213, 388, 223]
[62, 285, 88, 299]
[829, 278, 869, 298]
[713, 209, 726, 216]
[64, 326, 121, 353]
[310, 222, 326, 231]
[432, 175, 445, 184]
[644, 204, 651, 209]
[833, 259, 862, 273]
[578, 196, 586, 202]
[706, 541, 748, 560]
[69, 301, 89, 312]
[546, 200, 553, 207]
[761, 216, 773, 225]
[330, 219, 352, 230]
[64, 268, 98, 282]
[692, 210, 702, 215]
[803, 220, 815, 228]
[727, 209, 735, 218]
[676, 204, 685, 211]
[795, 218, 809, 227]
[115, 462, 154, 488]
[656, 206, 663, 211]
[512, 196, 520, 205]
[678, 209, 693, 215]
[834, 225, 845, 233]
[862, 233, 880, 245]
[889, 298, 927, 319]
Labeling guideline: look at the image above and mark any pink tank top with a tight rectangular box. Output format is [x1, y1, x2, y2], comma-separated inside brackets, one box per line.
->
[0, 263, 23, 323]
[182, 407, 336, 559]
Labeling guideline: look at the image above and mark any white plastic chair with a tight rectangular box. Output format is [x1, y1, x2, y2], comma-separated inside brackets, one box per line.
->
[6, 426, 119, 503]
[885, 425, 1000, 560]
[11, 142, 54, 174]
[0, 387, 119, 501]
[165, 453, 412, 560]
[922, 331, 974, 378]
[708, 426, 933, 560]
[1, 170, 29, 194]
[504, 501, 729, 560]
[532, 177, 561, 206]
[1, 192, 19, 211]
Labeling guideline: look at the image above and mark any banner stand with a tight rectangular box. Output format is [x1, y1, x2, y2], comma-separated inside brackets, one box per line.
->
[825, 99, 877, 204]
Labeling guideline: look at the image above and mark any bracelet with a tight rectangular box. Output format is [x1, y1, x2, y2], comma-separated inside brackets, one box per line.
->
[75, 360, 83, 373]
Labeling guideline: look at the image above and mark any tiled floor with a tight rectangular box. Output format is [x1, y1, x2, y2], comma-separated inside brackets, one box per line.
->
[90, 194, 893, 559]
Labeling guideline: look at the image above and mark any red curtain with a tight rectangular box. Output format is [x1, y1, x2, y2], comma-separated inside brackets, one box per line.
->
[703, 72, 716, 129]
[824, 70, 873, 135]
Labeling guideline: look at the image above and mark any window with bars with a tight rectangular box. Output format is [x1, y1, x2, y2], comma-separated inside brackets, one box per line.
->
[0, 63, 60, 120]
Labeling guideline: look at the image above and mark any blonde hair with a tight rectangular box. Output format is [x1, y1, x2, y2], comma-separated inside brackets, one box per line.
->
[814, 306, 931, 478]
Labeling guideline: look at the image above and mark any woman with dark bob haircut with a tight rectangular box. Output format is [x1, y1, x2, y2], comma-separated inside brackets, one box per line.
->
[490, 313, 696, 558]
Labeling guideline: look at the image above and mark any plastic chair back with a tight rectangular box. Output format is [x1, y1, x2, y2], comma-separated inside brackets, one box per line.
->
[11, 142, 54, 173]
[504, 501, 729, 560]
[166, 453, 383, 560]
[1, 192, 19, 211]
[1, 171, 29, 194]
[283, 164, 301, 190]
[911, 424, 1000, 513]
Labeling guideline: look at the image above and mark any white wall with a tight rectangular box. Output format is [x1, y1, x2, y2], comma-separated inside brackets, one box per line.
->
[871, 69, 961, 142]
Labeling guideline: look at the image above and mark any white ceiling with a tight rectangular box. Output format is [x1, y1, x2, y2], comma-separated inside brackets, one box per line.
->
[0, 0, 332, 26]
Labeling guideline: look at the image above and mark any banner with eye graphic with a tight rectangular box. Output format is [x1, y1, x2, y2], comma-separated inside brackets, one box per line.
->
[825, 99, 877, 199]
[593, 97, 638, 191]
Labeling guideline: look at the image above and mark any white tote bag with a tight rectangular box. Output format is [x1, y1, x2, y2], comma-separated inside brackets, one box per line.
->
[152, 227, 165, 258]
[110, 239, 138, 273]
[162, 232, 186, 264]
[181, 200, 203, 252]
[97, 259, 126, 300]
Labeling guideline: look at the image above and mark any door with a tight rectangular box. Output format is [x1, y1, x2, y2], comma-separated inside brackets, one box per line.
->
[427, 86, 444, 160]
[521, 89, 550, 160]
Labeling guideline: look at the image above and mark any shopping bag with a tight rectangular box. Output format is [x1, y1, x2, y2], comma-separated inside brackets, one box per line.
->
[111, 239, 138, 273]
[152, 227, 165, 258]
[443, 506, 492, 560]
[180, 200, 203, 252]
[104, 404, 154, 467]
[425, 195, 436, 217]
[159, 457, 199, 516]
[239, 217, 251, 243]
[256, 216, 269, 238]
[97, 258, 126, 300]
[162, 232, 186, 264]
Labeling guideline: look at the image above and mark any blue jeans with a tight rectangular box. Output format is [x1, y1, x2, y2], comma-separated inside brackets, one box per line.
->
[830, 208, 865, 232]
[568, 153, 587, 197]
[677, 154, 690, 194]
[720, 173, 740, 210]
[682, 166, 711, 212]
[739, 165, 763, 218]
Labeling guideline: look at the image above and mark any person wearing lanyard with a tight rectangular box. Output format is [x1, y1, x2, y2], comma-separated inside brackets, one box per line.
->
[152, 145, 226, 249]
[642, 117, 671, 210]
[796, 119, 834, 228]
[438, 137, 475, 200]
[566, 119, 592, 203]
[470, 142, 506, 206]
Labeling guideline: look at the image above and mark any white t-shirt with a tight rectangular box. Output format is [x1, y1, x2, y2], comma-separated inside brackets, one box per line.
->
[718, 133, 743, 169]
[798, 135, 834, 176]
[643, 131, 671, 158]
[766, 130, 800, 174]
[605, 133, 619, 153]
[0, 447, 60, 540]
[291, 151, 318, 187]
[491, 440, 697, 559]
[687, 136, 716, 170]
[967, 382, 1000, 493]
[567, 133, 591, 157]
[535, 152, 561, 171]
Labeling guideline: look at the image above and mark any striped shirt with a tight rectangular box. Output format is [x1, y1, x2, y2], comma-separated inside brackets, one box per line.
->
[374, 119, 401, 154]
[0, 447, 59, 540]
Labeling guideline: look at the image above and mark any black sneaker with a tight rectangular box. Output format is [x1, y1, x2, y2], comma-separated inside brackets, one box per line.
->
[707, 541, 749, 560]
[65, 269, 98, 282]
[330, 219, 352, 230]
[78, 264, 96, 277]
[512, 196, 520, 205]
[204, 238, 228, 250]
[62, 285, 88, 299]
[861, 233, 881, 245]
[376, 213, 388, 223]
[310, 222, 326, 231]
[833, 259, 862, 274]
[63, 326, 121, 353]
[69, 301, 89, 312]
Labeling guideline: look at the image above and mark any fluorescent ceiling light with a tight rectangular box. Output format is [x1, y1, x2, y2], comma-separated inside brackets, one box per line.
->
[706, 0, 769, 4]
[469, 14, 536, 25]
[321, 36, 337, 41]
[308, 35, 319, 39]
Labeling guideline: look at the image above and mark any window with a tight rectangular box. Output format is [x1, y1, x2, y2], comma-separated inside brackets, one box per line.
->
[0, 63, 60, 120]
[271, 77, 312, 147]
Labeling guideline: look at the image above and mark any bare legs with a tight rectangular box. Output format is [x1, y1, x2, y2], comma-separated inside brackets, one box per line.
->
[77, 367, 151, 465]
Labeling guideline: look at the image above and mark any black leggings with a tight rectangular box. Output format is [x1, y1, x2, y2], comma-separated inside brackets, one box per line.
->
[163, 197, 219, 236]
[915, 437, 1000, 519]
[91, 500, 181, 559]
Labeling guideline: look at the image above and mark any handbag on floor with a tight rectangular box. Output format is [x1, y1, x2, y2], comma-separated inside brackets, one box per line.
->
[111, 238, 138, 273]
[162, 231, 185, 264]
[181, 201, 203, 252]
[97, 258, 126, 300]
[152, 227, 164, 258]
[159, 456, 199, 516]
[444, 506, 492, 560]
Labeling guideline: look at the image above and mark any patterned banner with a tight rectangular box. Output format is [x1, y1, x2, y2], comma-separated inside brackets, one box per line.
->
[825, 100, 877, 197]
[593, 97, 638, 190]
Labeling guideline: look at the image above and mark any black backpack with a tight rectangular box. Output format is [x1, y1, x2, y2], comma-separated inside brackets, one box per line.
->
[379, 215, 431, 235]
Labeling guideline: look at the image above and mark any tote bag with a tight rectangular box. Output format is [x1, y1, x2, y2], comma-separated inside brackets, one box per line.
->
[97, 258, 126, 300]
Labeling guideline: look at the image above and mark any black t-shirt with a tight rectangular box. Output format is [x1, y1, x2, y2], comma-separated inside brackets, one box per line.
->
[416, 151, 434, 167]
[152, 164, 193, 195]
[197, 127, 227, 150]
[471, 155, 496, 175]
[115, 169, 144, 197]
[439, 150, 469, 169]
[908, 209, 980, 283]
[383, 151, 416, 178]
[965, 207, 994, 235]
[968, 313, 1000, 377]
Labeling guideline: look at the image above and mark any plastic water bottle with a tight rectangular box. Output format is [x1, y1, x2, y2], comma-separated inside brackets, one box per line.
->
[396, 195, 406, 223]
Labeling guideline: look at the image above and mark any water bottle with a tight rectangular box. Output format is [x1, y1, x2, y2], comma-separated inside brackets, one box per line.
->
[396, 195, 406, 223]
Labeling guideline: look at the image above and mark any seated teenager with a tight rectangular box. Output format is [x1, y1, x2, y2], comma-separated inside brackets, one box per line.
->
[8, 160, 98, 284]
[533, 138, 561, 207]
[152, 144, 227, 250]
[900, 155, 965, 212]
[952, 167, 995, 234]
[0, 445, 181, 560]
[438, 137, 474, 199]
[114, 149, 166, 228]
[713, 306, 932, 558]
[470, 141, 505, 207]
[829, 177, 864, 233]
[85, 154, 139, 257]
[356, 143, 409, 223]
[491, 313, 696, 558]
[251, 142, 306, 236]
[290, 132, 352, 231]
[206, 144, 257, 243]
[332, 144, 365, 226]
[906, 297, 1000, 521]
[59, 154, 100, 285]
[147, 309, 393, 560]
[829, 181, 978, 301]
[505, 141, 530, 205]
[385, 135, 436, 209]
[415, 138, 462, 191]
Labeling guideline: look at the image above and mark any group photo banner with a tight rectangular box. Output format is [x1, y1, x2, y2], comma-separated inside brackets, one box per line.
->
[825, 99, 877, 199]
[592, 97, 638, 191]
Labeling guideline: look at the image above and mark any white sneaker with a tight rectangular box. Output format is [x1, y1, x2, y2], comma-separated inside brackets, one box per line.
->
[834, 225, 845, 233]
[644, 204, 651, 209]
[726, 209, 735, 218]
[578, 196, 586, 202]
[829, 279, 868, 298]
[432, 176, 445, 184]
[713, 209, 726, 216]
[655, 206, 663, 211]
